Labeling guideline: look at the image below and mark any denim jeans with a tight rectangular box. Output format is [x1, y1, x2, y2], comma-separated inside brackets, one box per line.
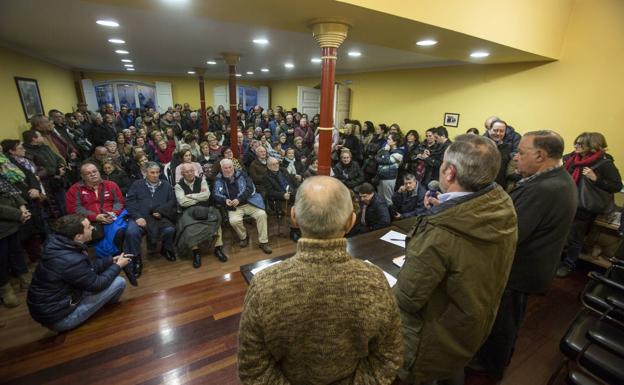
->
[49, 276, 126, 332]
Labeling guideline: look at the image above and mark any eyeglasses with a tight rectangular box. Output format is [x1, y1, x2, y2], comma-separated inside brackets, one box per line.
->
[574, 142, 584, 147]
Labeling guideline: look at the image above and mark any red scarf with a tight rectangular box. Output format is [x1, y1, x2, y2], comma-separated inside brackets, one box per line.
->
[564, 150, 603, 184]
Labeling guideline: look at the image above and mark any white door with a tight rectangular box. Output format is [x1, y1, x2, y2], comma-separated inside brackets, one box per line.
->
[155, 81, 173, 113]
[81, 79, 98, 112]
[258, 86, 269, 110]
[213, 86, 228, 111]
[333, 84, 351, 129]
[297, 86, 320, 117]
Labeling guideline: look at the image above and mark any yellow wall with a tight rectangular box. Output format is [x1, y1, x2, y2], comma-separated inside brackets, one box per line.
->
[272, 0, 624, 170]
[0, 46, 77, 139]
[83, 72, 268, 110]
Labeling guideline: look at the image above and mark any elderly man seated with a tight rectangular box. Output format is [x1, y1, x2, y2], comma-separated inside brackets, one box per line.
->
[213, 159, 272, 254]
[174, 163, 228, 267]
[390, 173, 427, 220]
[248, 146, 269, 195]
[263, 157, 301, 242]
[124, 162, 177, 276]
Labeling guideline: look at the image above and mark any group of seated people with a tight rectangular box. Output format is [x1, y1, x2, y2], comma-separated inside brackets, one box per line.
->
[1, 100, 622, 383]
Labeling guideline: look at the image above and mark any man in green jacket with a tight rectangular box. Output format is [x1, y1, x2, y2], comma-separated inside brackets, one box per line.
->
[394, 134, 518, 384]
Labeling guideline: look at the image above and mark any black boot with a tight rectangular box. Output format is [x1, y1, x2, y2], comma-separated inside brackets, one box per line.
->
[123, 264, 138, 286]
[134, 256, 143, 278]
[214, 246, 228, 262]
[165, 249, 177, 262]
[192, 249, 202, 268]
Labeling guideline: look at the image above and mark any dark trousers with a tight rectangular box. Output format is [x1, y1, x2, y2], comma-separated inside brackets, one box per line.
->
[564, 214, 594, 268]
[476, 288, 528, 379]
[123, 219, 175, 257]
[0, 232, 27, 286]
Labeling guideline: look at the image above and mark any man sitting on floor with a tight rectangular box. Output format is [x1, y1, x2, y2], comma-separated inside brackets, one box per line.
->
[238, 176, 403, 384]
[213, 159, 272, 254]
[27, 214, 131, 332]
[349, 182, 391, 235]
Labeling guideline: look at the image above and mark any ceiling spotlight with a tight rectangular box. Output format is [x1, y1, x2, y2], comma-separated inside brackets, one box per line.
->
[470, 51, 490, 58]
[252, 38, 269, 45]
[126, 68, 135, 71]
[108, 38, 125, 44]
[260, 68, 269, 72]
[416, 39, 437, 46]
[347, 51, 362, 57]
[187, 71, 195, 74]
[124, 64, 134, 67]
[96, 20, 119, 27]
[235, 73, 242, 77]
[246, 71, 254, 75]
[206, 60, 217, 65]
[311, 58, 322, 63]
[121, 59, 132, 63]
[115, 50, 129, 54]
[284, 63, 295, 69]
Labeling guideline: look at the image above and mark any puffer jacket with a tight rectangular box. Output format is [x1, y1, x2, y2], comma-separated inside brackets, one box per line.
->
[27, 233, 121, 325]
[394, 184, 518, 382]
[376, 148, 404, 180]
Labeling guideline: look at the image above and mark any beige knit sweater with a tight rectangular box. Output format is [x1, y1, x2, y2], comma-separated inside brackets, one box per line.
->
[238, 237, 403, 385]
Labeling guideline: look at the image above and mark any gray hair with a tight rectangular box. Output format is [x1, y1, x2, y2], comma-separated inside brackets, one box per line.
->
[104, 141, 116, 147]
[267, 157, 279, 166]
[403, 173, 417, 182]
[443, 134, 500, 192]
[295, 176, 353, 238]
[179, 143, 191, 151]
[190, 111, 198, 118]
[220, 158, 233, 167]
[144, 161, 161, 171]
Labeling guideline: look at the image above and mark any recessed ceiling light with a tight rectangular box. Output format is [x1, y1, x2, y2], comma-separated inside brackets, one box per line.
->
[126, 68, 135, 71]
[470, 51, 490, 58]
[115, 50, 129, 54]
[246, 71, 254, 75]
[187, 71, 195, 74]
[121, 59, 132, 63]
[284, 63, 295, 69]
[124, 64, 134, 67]
[347, 51, 362, 57]
[206, 60, 217, 65]
[108, 38, 125, 44]
[311, 58, 322, 63]
[260, 68, 269, 72]
[235, 73, 242, 77]
[252, 38, 269, 45]
[96, 20, 119, 27]
[416, 39, 437, 46]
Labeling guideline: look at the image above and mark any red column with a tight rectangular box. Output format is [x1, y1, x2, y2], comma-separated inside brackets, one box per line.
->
[228, 64, 239, 157]
[317, 46, 337, 176]
[198, 74, 208, 134]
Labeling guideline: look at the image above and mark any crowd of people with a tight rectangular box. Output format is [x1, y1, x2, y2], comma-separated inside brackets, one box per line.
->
[0, 100, 622, 383]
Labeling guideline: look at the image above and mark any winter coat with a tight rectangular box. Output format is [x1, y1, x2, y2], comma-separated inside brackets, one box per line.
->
[213, 170, 265, 210]
[0, 188, 26, 240]
[333, 161, 365, 190]
[376, 148, 404, 180]
[175, 206, 221, 257]
[125, 178, 177, 243]
[391, 183, 427, 218]
[394, 184, 517, 382]
[27, 233, 121, 325]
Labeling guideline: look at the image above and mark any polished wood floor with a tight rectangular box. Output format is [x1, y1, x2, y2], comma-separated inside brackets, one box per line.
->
[0, 219, 591, 385]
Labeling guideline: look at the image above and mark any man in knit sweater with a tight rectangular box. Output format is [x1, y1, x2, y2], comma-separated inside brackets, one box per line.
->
[238, 176, 403, 385]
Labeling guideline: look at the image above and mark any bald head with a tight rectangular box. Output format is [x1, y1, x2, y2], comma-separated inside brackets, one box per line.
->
[294, 176, 354, 239]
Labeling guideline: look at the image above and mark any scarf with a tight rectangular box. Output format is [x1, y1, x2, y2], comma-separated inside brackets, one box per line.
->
[284, 157, 297, 175]
[0, 173, 21, 195]
[564, 150, 604, 184]
[0, 153, 25, 184]
[13, 156, 36, 174]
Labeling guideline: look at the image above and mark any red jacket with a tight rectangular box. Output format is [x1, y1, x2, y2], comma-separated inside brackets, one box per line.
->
[66, 180, 124, 221]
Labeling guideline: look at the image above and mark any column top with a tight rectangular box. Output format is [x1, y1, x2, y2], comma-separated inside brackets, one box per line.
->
[309, 18, 351, 49]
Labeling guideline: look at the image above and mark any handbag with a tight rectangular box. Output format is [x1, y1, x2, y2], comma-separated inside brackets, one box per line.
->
[578, 160, 615, 215]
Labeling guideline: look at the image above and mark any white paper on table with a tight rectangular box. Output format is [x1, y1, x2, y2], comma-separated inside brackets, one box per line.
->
[393, 255, 405, 268]
[251, 260, 282, 275]
[379, 230, 407, 248]
[364, 260, 398, 287]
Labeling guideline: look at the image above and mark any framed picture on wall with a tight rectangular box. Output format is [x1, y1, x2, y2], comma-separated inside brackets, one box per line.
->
[15, 77, 44, 121]
[443, 112, 460, 127]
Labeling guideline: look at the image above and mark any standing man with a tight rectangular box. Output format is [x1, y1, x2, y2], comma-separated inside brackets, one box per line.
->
[474, 130, 577, 380]
[238, 176, 403, 384]
[395, 134, 518, 384]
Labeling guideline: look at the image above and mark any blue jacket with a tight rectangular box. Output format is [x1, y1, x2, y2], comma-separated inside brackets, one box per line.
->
[391, 184, 427, 218]
[213, 170, 265, 210]
[376, 148, 404, 180]
[125, 179, 177, 220]
[95, 209, 129, 258]
[27, 234, 121, 325]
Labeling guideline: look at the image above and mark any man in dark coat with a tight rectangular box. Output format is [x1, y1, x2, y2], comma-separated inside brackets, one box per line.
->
[474, 130, 577, 380]
[263, 157, 300, 241]
[349, 183, 391, 235]
[27, 214, 130, 331]
[332, 149, 365, 190]
[124, 162, 177, 275]
[390, 173, 426, 219]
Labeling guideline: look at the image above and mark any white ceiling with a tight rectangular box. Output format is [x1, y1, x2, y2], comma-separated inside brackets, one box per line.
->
[0, 0, 543, 80]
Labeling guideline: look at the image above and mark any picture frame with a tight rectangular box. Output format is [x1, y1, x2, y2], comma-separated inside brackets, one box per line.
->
[443, 112, 460, 127]
[15, 77, 44, 121]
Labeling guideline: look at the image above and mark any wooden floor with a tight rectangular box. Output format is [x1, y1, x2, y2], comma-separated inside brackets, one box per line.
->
[0, 220, 591, 385]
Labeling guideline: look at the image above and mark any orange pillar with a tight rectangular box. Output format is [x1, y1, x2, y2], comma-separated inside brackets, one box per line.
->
[310, 19, 350, 176]
[197, 72, 208, 134]
[223, 53, 240, 157]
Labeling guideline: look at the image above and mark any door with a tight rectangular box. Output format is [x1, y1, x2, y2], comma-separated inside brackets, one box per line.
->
[258, 86, 269, 110]
[155, 81, 173, 113]
[333, 84, 351, 129]
[81, 79, 98, 112]
[297, 86, 320, 117]
[213, 86, 228, 111]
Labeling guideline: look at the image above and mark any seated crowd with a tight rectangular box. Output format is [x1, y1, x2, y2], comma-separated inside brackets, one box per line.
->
[0, 101, 622, 384]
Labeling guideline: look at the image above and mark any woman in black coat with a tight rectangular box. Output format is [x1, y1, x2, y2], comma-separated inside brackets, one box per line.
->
[102, 160, 131, 196]
[557, 132, 622, 277]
